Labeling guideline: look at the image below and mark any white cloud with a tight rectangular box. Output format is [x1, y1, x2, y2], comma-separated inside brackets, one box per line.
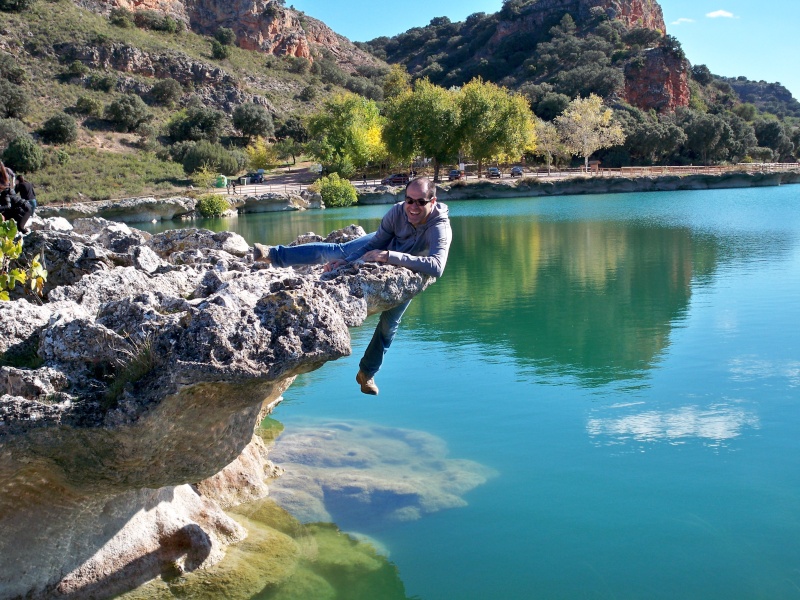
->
[671, 17, 695, 25]
[706, 10, 736, 18]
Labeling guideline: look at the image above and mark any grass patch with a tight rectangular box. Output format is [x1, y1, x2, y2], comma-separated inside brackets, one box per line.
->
[104, 336, 156, 408]
[35, 147, 187, 203]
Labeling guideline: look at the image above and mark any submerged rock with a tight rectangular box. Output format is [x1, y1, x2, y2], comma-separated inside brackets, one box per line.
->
[0, 219, 433, 599]
[268, 420, 497, 527]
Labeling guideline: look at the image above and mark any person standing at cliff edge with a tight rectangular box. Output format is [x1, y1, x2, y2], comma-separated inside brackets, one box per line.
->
[253, 177, 452, 395]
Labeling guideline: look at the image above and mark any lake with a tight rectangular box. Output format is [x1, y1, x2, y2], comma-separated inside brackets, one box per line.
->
[141, 186, 800, 599]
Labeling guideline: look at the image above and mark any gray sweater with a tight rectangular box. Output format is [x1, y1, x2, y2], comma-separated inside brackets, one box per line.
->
[345, 201, 452, 277]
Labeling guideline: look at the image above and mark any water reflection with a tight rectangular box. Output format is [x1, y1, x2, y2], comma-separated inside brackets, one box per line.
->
[587, 402, 760, 447]
[412, 218, 705, 385]
[729, 355, 800, 387]
[137, 199, 796, 388]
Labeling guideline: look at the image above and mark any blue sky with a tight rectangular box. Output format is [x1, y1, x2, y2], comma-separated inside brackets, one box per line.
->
[290, 0, 800, 100]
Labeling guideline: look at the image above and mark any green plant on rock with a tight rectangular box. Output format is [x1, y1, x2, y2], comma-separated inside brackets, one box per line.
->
[105, 335, 156, 408]
[309, 173, 357, 207]
[0, 220, 47, 300]
[196, 193, 231, 217]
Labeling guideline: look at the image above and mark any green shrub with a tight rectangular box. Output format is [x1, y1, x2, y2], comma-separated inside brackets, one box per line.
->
[105, 94, 152, 132]
[109, 7, 134, 28]
[74, 95, 103, 116]
[167, 106, 226, 142]
[211, 40, 231, 60]
[64, 60, 89, 78]
[2, 135, 45, 172]
[312, 173, 357, 207]
[87, 72, 118, 92]
[0, 53, 27, 84]
[0, 0, 34, 13]
[182, 140, 243, 175]
[323, 155, 356, 179]
[0, 79, 29, 119]
[214, 27, 236, 46]
[149, 78, 182, 107]
[134, 9, 181, 33]
[196, 193, 230, 217]
[40, 112, 79, 144]
[0, 118, 28, 147]
[0, 220, 47, 301]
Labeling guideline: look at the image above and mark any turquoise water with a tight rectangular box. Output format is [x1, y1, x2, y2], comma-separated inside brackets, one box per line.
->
[141, 186, 800, 599]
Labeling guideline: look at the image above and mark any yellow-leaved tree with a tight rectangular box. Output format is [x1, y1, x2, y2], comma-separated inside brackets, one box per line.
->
[245, 136, 279, 171]
[555, 94, 625, 171]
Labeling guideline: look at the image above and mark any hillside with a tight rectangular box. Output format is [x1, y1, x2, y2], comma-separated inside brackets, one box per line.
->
[0, 0, 797, 205]
[0, 0, 392, 203]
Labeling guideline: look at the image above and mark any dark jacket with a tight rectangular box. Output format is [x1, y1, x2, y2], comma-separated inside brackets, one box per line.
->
[15, 181, 35, 202]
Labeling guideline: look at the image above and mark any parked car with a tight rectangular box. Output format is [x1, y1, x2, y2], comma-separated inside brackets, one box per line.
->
[448, 169, 462, 181]
[487, 167, 501, 178]
[381, 173, 410, 185]
[245, 172, 264, 183]
[510, 166, 524, 177]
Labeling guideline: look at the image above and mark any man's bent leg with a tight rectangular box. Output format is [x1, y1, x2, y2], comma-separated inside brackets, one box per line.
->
[269, 233, 376, 267]
[358, 298, 412, 378]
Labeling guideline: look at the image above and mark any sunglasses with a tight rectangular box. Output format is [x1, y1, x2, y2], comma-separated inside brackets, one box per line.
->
[405, 196, 432, 207]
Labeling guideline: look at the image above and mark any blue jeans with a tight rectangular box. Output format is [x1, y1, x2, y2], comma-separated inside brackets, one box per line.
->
[269, 232, 376, 267]
[359, 298, 412, 378]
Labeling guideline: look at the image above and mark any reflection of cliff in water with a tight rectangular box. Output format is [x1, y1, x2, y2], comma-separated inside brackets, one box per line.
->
[404, 215, 790, 386]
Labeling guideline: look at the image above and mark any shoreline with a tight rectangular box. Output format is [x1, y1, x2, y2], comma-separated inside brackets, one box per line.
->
[35, 170, 800, 224]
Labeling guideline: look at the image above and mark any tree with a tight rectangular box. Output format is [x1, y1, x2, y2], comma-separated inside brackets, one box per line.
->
[681, 111, 733, 164]
[534, 92, 570, 120]
[533, 118, 566, 174]
[275, 115, 308, 143]
[754, 119, 795, 162]
[458, 78, 536, 175]
[211, 40, 231, 60]
[383, 79, 460, 182]
[307, 92, 385, 176]
[232, 103, 274, 141]
[214, 27, 236, 46]
[382, 64, 411, 100]
[168, 105, 227, 142]
[0, 79, 29, 119]
[2, 135, 44, 172]
[244, 136, 279, 171]
[40, 113, 78, 144]
[149, 78, 182, 107]
[0, 118, 28, 147]
[555, 94, 625, 170]
[105, 94, 152, 132]
[275, 137, 302, 165]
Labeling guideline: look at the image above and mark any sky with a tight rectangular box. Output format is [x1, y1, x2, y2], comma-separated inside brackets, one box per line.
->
[289, 0, 800, 100]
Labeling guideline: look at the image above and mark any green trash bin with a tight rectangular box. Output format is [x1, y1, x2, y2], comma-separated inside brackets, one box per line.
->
[216, 175, 227, 188]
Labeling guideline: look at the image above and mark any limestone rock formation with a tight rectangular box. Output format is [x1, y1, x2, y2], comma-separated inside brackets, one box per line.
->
[0, 219, 432, 599]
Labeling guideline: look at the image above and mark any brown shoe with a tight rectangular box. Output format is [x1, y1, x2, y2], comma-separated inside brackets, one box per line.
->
[356, 370, 379, 395]
[253, 243, 272, 264]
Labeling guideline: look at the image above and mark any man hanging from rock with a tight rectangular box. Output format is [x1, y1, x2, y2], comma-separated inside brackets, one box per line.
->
[253, 177, 452, 395]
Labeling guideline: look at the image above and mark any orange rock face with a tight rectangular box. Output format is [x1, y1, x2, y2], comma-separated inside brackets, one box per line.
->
[624, 48, 690, 112]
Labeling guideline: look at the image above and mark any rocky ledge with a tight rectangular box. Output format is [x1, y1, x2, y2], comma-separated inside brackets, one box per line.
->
[0, 219, 431, 599]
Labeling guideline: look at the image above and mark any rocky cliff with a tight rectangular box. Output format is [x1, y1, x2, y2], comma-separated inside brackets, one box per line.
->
[487, 0, 666, 51]
[79, 0, 379, 71]
[624, 47, 690, 112]
[0, 219, 431, 599]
